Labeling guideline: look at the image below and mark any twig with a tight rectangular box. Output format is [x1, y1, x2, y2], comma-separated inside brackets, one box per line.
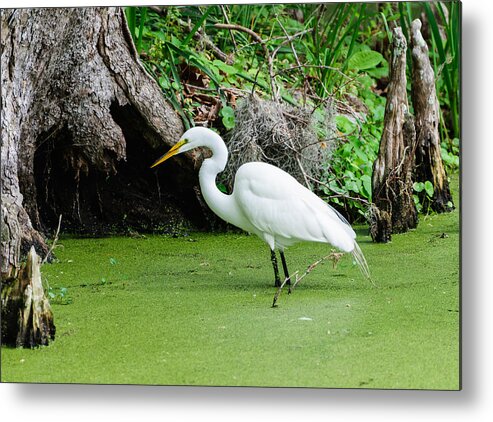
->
[295, 156, 311, 188]
[276, 17, 303, 69]
[271, 29, 313, 58]
[272, 252, 340, 307]
[289, 254, 332, 293]
[269, 27, 312, 102]
[214, 23, 264, 45]
[305, 173, 371, 206]
[192, 26, 232, 64]
[41, 214, 62, 265]
[272, 272, 299, 307]
[276, 17, 312, 103]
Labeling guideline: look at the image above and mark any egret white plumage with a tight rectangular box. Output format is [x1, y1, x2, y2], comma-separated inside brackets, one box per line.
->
[151, 126, 370, 287]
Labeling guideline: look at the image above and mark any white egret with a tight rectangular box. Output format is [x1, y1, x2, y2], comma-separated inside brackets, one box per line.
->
[151, 126, 370, 287]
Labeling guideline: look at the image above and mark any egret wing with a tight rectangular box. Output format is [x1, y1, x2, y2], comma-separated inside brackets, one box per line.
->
[233, 162, 356, 252]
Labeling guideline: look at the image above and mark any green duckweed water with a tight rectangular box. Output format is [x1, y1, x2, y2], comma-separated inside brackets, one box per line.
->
[1, 178, 460, 389]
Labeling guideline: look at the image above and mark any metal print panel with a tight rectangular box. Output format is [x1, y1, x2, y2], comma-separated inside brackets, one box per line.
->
[1, 1, 460, 390]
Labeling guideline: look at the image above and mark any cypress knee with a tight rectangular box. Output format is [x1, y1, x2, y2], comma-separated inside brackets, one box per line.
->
[371, 27, 418, 243]
[410, 19, 454, 213]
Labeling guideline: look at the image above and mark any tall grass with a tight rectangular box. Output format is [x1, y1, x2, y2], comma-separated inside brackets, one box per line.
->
[298, 3, 368, 97]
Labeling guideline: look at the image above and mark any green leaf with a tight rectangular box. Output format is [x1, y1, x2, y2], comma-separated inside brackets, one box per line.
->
[361, 175, 372, 198]
[413, 182, 425, 193]
[345, 179, 359, 193]
[212, 60, 237, 76]
[136, 7, 148, 54]
[413, 195, 423, 213]
[424, 181, 434, 198]
[372, 104, 385, 122]
[151, 31, 167, 43]
[347, 50, 383, 70]
[335, 115, 357, 134]
[125, 8, 137, 41]
[220, 106, 235, 130]
[217, 183, 228, 194]
[158, 76, 170, 90]
[354, 147, 368, 163]
[366, 63, 389, 79]
[328, 180, 345, 195]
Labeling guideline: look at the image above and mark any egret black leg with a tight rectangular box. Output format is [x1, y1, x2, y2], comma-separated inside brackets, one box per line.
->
[279, 251, 291, 286]
[270, 249, 281, 287]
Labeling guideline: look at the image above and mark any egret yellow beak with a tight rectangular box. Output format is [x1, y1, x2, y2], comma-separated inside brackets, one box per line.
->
[150, 139, 187, 168]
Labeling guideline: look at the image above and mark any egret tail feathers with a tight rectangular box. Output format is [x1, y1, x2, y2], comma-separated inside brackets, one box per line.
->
[351, 241, 374, 285]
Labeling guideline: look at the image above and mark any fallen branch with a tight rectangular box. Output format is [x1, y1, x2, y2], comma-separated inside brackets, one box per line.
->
[272, 251, 344, 307]
[214, 22, 264, 45]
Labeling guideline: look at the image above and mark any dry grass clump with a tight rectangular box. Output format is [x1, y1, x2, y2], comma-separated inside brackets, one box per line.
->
[220, 95, 335, 190]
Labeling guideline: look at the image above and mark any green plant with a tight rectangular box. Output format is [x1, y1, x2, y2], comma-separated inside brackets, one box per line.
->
[47, 286, 72, 305]
[413, 180, 434, 213]
[299, 3, 369, 97]
[124, 3, 458, 221]
[318, 70, 385, 219]
[219, 105, 235, 130]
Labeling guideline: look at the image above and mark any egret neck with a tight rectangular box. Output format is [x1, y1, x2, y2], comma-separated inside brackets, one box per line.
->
[197, 136, 247, 231]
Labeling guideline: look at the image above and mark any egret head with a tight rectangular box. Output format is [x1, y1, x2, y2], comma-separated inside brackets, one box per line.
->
[150, 127, 221, 168]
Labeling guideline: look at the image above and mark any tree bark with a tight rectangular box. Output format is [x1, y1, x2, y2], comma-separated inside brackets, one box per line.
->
[410, 19, 454, 213]
[371, 27, 418, 243]
[1, 7, 206, 346]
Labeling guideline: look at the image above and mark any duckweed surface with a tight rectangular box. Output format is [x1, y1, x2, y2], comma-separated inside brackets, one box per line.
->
[1, 180, 460, 389]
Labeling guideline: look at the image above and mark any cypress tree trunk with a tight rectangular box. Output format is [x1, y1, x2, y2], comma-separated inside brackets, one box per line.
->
[371, 27, 418, 243]
[1, 7, 198, 347]
[410, 19, 454, 213]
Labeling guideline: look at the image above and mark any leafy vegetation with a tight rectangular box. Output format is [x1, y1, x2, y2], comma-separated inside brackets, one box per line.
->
[413, 180, 435, 213]
[125, 2, 459, 220]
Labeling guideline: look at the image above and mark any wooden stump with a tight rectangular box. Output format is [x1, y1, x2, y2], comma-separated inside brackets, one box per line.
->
[371, 27, 418, 243]
[1, 247, 55, 347]
[410, 19, 454, 213]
